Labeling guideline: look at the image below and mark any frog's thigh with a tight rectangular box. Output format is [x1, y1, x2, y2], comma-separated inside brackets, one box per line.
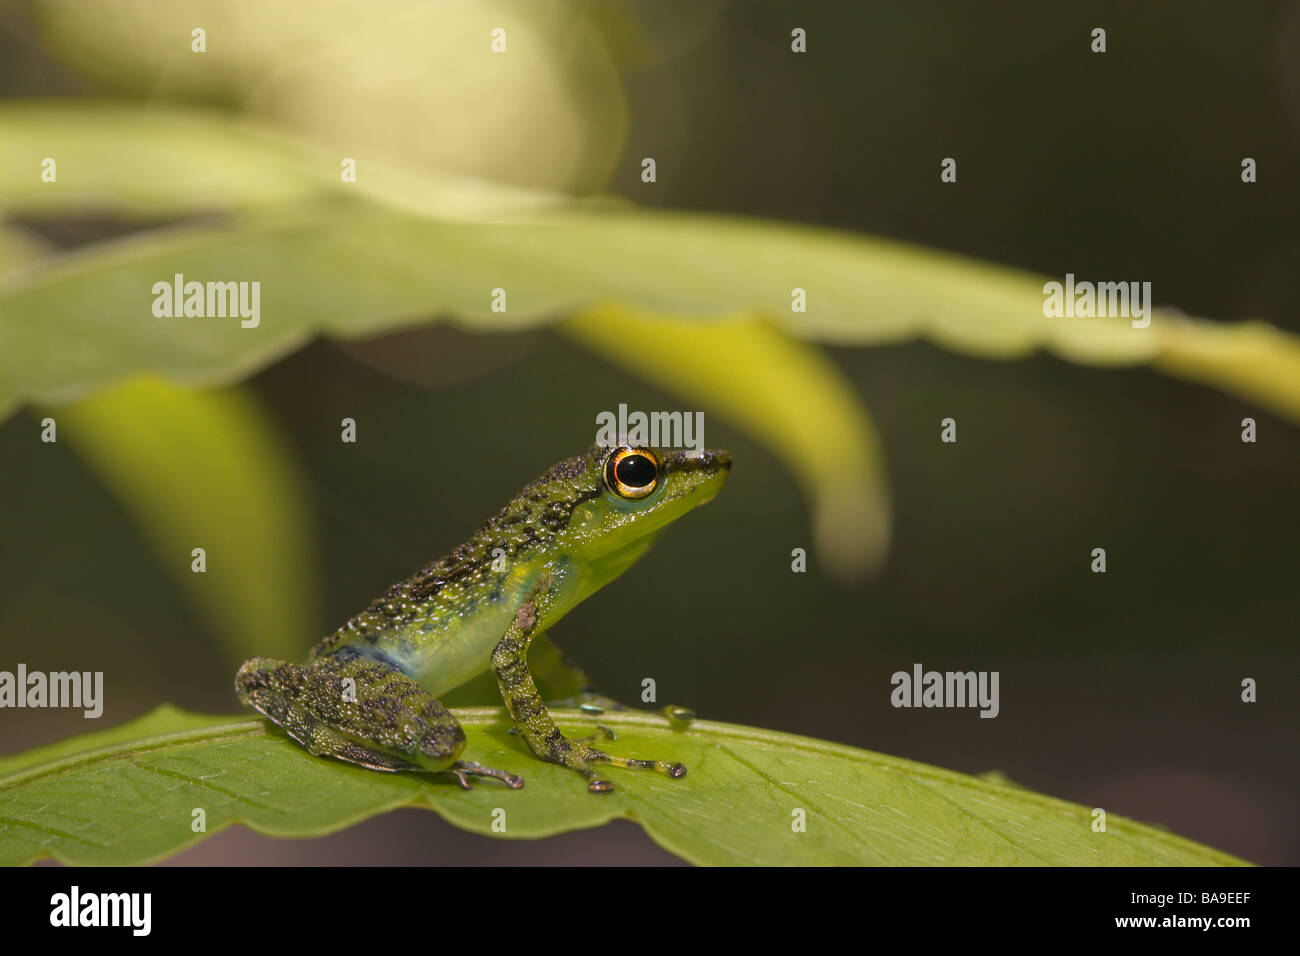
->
[236, 654, 465, 773]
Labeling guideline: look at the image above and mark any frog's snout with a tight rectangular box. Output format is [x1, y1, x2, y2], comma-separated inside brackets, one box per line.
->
[664, 448, 732, 475]
[663, 448, 731, 507]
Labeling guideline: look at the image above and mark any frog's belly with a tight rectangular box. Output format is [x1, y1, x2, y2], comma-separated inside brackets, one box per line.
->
[360, 594, 516, 699]
[344, 559, 584, 700]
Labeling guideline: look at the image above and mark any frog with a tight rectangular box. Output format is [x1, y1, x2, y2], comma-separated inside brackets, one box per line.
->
[236, 443, 731, 793]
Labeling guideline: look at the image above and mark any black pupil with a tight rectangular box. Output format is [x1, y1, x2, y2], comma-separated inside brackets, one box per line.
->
[616, 453, 657, 489]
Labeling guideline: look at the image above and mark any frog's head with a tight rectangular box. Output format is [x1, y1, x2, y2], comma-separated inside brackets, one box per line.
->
[518, 444, 731, 563]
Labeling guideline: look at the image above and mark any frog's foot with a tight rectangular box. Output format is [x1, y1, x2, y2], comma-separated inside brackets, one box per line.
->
[567, 743, 688, 794]
[496, 664, 687, 793]
[447, 760, 524, 790]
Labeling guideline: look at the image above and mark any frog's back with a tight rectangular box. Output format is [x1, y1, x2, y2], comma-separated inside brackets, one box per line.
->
[310, 537, 498, 652]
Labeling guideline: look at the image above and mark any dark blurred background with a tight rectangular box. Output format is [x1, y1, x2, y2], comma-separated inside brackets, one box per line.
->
[2, 0, 1297, 864]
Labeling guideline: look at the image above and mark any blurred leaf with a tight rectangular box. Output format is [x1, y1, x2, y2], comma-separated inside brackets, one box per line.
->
[5, 190, 1299, 426]
[5, 101, 1300, 584]
[26, 0, 353, 104]
[0, 223, 54, 276]
[54, 377, 316, 663]
[6, 99, 1299, 428]
[0, 101, 567, 222]
[27, 0, 628, 194]
[0, 101, 324, 217]
[1149, 319, 1300, 431]
[0, 226, 53, 419]
[0, 704, 1249, 866]
[563, 308, 889, 577]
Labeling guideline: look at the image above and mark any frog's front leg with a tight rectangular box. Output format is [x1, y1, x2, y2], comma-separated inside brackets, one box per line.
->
[235, 653, 522, 789]
[491, 576, 686, 793]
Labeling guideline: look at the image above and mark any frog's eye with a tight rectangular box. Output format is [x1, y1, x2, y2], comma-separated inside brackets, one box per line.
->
[604, 447, 660, 500]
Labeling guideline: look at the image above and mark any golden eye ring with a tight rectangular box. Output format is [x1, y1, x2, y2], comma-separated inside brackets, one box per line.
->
[604, 446, 661, 500]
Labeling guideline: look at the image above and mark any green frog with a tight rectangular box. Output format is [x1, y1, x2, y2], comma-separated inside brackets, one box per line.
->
[236, 443, 731, 793]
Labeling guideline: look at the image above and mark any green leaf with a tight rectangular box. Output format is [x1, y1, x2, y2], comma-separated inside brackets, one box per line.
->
[53, 378, 317, 663]
[0, 705, 1248, 866]
[4, 173, 1299, 424]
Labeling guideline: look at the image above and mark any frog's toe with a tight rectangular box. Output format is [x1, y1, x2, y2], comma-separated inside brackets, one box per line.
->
[587, 748, 687, 782]
[449, 759, 524, 790]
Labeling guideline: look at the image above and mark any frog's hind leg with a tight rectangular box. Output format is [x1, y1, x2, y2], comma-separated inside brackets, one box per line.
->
[235, 654, 522, 788]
